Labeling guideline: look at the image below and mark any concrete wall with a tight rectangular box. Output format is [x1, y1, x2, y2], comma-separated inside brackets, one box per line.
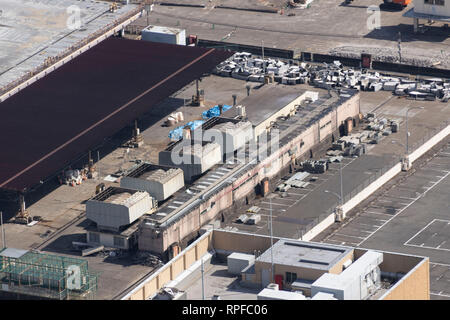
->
[88, 231, 130, 250]
[381, 257, 430, 300]
[342, 163, 402, 214]
[122, 230, 213, 300]
[212, 229, 276, 254]
[329, 250, 355, 274]
[252, 248, 353, 287]
[414, 0, 450, 17]
[353, 249, 430, 300]
[255, 261, 326, 285]
[122, 230, 429, 300]
[409, 124, 450, 163]
[300, 212, 336, 241]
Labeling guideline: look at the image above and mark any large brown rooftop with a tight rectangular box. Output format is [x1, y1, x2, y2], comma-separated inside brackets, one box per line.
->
[0, 37, 232, 192]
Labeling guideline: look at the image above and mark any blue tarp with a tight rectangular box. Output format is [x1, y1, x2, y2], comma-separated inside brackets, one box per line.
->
[201, 105, 232, 119]
[168, 120, 205, 140]
[168, 126, 184, 140]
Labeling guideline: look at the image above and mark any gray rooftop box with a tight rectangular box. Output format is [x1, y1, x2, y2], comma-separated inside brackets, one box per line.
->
[227, 252, 255, 275]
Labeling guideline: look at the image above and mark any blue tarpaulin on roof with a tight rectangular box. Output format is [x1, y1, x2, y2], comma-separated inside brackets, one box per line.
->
[202, 105, 232, 119]
[168, 120, 205, 140]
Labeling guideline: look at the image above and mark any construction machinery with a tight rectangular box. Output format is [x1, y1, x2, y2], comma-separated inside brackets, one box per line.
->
[191, 79, 205, 107]
[14, 194, 33, 224]
[383, 0, 412, 8]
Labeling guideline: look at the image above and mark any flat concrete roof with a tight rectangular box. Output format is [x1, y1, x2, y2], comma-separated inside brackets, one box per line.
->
[0, 248, 29, 259]
[257, 239, 352, 271]
[0, 0, 140, 90]
[239, 86, 307, 127]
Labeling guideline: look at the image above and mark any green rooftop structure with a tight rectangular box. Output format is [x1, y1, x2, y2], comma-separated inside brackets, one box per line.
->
[0, 248, 98, 300]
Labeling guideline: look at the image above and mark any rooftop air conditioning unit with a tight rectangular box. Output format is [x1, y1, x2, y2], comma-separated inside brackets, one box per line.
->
[267, 283, 279, 291]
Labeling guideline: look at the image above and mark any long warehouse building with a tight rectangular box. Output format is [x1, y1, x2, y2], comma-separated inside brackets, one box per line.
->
[139, 86, 361, 257]
[0, 38, 232, 193]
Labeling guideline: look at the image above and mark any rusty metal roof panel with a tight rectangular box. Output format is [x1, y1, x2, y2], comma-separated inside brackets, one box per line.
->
[0, 37, 232, 192]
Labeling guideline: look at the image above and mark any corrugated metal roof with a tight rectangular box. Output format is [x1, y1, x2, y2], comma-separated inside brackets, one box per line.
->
[0, 38, 232, 192]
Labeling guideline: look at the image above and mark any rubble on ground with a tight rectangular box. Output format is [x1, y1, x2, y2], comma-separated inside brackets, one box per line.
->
[214, 52, 450, 102]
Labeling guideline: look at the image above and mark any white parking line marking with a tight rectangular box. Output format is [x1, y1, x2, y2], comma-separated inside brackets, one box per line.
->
[334, 233, 366, 240]
[431, 292, 450, 298]
[357, 171, 450, 246]
[404, 219, 450, 245]
[430, 262, 450, 267]
[405, 243, 450, 253]
[345, 229, 373, 234]
[360, 216, 389, 223]
[383, 195, 417, 201]
[261, 201, 290, 207]
[364, 211, 392, 217]
[421, 167, 449, 173]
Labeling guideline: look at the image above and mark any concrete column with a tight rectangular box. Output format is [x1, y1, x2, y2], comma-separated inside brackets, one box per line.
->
[335, 205, 345, 222]
[414, 18, 419, 33]
[401, 155, 411, 171]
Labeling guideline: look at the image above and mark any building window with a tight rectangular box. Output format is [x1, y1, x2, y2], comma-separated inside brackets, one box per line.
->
[114, 236, 125, 248]
[425, 0, 445, 5]
[286, 272, 297, 283]
[89, 232, 100, 243]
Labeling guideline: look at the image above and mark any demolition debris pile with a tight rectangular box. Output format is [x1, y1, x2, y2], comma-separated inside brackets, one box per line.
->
[214, 52, 450, 102]
[330, 46, 450, 69]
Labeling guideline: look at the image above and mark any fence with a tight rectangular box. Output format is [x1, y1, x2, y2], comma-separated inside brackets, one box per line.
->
[197, 39, 294, 59]
[408, 120, 449, 159]
[292, 156, 400, 240]
[293, 119, 450, 240]
[301, 51, 450, 78]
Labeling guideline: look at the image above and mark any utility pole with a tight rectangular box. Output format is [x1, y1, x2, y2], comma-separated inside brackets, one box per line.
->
[406, 106, 424, 155]
[1, 211, 5, 249]
[262, 40, 265, 75]
[201, 257, 205, 300]
[145, 2, 153, 27]
[339, 160, 344, 206]
[270, 198, 274, 283]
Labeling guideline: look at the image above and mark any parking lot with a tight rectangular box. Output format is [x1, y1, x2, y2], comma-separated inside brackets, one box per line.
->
[224, 152, 400, 239]
[226, 157, 358, 236]
[317, 140, 450, 299]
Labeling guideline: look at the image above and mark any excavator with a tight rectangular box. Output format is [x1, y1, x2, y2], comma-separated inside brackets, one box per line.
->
[345, 0, 411, 7]
[382, 0, 412, 8]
